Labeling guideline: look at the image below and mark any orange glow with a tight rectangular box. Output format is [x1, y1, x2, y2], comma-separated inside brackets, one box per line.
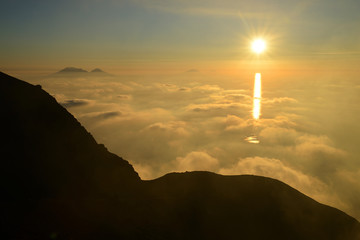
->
[252, 73, 262, 120]
[244, 136, 260, 144]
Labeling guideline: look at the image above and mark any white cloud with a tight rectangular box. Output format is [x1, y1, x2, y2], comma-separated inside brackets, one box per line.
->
[259, 127, 298, 146]
[142, 121, 190, 137]
[219, 157, 345, 210]
[175, 151, 219, 172]
[294, 135, 346, 177]
[223, 114, 252, 131]
[263, 97, 298, 104]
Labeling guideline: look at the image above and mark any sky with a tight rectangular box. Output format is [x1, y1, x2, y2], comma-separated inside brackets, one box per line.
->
[2, 0, 360, 74]
[2, 0, 360, 220]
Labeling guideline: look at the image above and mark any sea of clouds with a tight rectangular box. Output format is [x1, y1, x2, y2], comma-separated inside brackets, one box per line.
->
[27, 70, 360, 220]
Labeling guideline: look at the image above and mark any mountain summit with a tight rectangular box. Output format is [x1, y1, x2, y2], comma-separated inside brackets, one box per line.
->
[1, 71, 359, 239]
[55, 67, 109, 75]
[90, 68, 105, 73]
[57, 67, 88, 73]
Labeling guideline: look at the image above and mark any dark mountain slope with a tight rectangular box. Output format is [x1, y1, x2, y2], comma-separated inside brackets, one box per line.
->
[0, 71, 140, 199]
[143, 172, 360, 240]
[0, 71, 359, 239]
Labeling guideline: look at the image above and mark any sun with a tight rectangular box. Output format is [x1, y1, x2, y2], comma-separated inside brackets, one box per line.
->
[251, 39, 266, 54]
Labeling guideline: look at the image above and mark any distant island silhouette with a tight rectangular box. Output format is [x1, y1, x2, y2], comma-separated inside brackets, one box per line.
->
[90, 68, 105, 73]
[55, 67, 108, 75]
[58, 67, 89, 73]
[1, 71, 359, 239]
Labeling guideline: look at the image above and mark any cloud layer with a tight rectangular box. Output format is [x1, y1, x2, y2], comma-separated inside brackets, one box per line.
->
[27, 72, 360, 221]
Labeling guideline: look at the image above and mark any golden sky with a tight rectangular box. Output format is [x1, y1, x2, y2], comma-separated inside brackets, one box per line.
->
[1, 0, 360, 76]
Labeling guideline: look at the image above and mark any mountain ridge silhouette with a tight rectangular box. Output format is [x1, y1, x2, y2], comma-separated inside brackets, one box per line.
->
[58, 67, 88, 73]
[56, 67, 108, 75]
[1, 71, 359, 240]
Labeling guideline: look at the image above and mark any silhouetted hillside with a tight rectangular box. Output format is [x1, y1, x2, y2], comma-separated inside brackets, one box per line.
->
[1, 71, 359, 240]
[0, 71, 140, 197]
[143, 172, 360, 240]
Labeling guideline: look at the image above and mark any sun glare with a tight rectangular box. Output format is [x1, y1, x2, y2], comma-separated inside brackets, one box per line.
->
[251, 39, 266, 54]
